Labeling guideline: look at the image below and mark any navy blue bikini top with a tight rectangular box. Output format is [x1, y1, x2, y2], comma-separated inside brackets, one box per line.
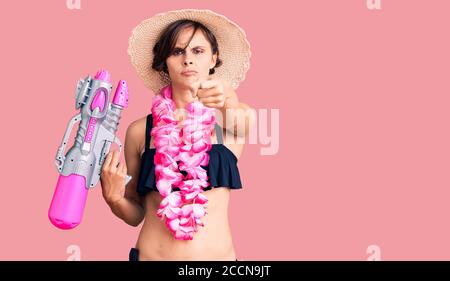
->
[136, 114, 243, 196]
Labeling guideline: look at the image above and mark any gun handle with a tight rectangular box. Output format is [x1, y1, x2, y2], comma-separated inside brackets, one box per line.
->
[55, 113, 82, 172]
[112, 136, 132, 185]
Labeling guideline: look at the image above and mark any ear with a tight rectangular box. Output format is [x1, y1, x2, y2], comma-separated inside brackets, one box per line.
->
[210, 53, 218, 69]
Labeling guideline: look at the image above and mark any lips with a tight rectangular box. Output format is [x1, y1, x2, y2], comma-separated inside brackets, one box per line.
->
[181, 70, 198, 76]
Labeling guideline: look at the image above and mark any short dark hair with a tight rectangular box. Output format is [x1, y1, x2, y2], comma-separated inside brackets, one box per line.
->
[152, 19, 223, 76]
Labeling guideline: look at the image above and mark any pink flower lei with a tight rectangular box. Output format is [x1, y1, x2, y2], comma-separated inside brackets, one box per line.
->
[150, 84, 216, 240]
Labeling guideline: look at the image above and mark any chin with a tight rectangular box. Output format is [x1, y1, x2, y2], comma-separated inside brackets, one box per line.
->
[179, 77, 199, 84]
[178, 79, 195, 87]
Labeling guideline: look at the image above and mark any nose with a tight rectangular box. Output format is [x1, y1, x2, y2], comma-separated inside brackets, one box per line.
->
[183, 51, 194, 66]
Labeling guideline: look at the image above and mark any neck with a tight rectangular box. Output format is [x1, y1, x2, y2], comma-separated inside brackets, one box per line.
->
[171, 82, 196, 110]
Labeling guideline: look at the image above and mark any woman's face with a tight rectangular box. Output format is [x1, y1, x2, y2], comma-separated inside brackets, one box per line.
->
[166, 27, 217, 89]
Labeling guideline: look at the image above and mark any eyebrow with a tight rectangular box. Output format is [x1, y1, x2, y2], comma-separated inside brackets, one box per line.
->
[174, 45, 207, 49]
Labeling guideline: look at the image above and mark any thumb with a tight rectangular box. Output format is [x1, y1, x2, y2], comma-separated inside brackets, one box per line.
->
[199, 79, 217, 90]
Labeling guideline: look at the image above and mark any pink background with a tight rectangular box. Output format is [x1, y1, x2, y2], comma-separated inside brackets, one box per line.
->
[1, 0, 450, 260]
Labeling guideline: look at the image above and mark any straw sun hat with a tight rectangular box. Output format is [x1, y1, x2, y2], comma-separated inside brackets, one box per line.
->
[127, 9, 251, 94]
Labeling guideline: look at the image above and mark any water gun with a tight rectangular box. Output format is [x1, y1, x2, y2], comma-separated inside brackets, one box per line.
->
[48, 69, 131, 230]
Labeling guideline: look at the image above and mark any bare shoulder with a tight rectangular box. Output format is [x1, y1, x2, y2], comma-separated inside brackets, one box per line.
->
[126, 115, 148, 155]
[123, 115, 148, 206]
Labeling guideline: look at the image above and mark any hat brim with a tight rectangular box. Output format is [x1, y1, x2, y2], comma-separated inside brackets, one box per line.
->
[127, 9, 251, 94]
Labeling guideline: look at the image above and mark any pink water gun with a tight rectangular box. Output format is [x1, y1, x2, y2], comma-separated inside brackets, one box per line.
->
[49, 69, 131, 230]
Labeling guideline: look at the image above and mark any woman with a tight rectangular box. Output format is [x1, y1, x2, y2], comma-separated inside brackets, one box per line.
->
[100, 9, 253, 261]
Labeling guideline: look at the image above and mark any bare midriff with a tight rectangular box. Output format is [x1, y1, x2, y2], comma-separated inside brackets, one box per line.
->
[135, 187, 236, 261]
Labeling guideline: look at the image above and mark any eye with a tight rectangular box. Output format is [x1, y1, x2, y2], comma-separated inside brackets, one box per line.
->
[193, 48, 205, 54]
[172, 48, 184, 56]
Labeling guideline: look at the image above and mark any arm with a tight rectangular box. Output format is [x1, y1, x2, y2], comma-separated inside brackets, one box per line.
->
[217, 83, 256, 138]
[108, 195, 145, 227]
[101, 119, 145, 227]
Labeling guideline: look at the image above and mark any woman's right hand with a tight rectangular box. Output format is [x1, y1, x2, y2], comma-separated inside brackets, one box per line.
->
[100, 150, 128, 206]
